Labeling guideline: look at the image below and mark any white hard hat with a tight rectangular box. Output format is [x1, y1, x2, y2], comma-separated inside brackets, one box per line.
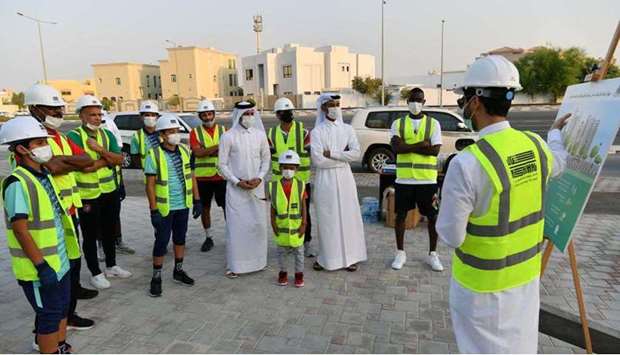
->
[0, 116, 51, 145]
[454, 55, 522, 94]
[156, 113, 182, 131]
[75, 95, 103, 113]
[278, 150, 300, 165]
[196, 100, 216, 113]
[139, 101, 159, 114]
[274, 97, 295, 112]
[24, 83, 65, 107]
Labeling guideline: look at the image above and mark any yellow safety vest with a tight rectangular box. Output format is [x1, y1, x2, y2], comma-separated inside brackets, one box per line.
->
[269, 177, 305, 247]
[72, 127, 117, 199]
[269, 122, 311, 183]
[47, 135, 83, 210]
[395, 115, 438, 181]
[9, 134, 83, 210]
[133, 128, 159, 169]
[148, 145, 193, 217]
[452, 128, 553, 293]
[3, 166, 80, 281]
[192, 124, 225, 178]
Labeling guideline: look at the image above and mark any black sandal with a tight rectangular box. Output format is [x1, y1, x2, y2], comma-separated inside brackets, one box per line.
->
[313, 261, 324, 271]
[345, 264, 358, 272]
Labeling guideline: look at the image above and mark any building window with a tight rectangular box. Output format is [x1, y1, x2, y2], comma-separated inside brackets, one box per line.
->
[228, 74, 235, 87]
[171, 74, 176, 83]
[228, 59, 236, 69]
[115, 77, 121, 85]
[98, 78, 102, 83]
[346, 66, 350, 72]
[153, 76, 157, 88]
[245, 69, 254, 81]
[61, 90, 71, 96]
[230, 91, 234, 96]
[188, 74, 192, 79]
[148, 93, 152, 99]
[146, 75, 150, 87]
[213, 75, 217, 82]
[284, 91, 293, 95]
[304, 91, 311, 95]
[283, 65, 292, 78]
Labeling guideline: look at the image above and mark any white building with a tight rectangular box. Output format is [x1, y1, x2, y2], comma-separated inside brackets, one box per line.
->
[241, 43, 375, 97]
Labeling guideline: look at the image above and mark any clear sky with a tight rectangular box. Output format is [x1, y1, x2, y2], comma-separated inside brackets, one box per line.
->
[1, 0, 618, 91]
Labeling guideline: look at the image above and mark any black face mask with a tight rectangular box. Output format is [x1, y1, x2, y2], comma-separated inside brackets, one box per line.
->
[279, 110, 294, 123]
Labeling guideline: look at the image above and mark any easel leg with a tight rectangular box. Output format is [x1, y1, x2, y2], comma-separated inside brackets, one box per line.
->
[568, 241, 593, 353]
[540, 239, 554, 277]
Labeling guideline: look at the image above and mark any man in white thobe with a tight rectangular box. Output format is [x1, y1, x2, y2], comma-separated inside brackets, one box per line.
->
[311, 93, 367, 272]
[437, 56, 569, 353]
[218, 101, 271, 277]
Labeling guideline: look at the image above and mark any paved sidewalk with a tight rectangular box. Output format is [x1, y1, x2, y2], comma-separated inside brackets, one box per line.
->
[0, 195, 587, 353]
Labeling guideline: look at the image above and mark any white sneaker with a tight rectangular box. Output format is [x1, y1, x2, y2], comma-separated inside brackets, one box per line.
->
[427, 251, 444, 272]
[391, 250, 407, 270]
[90, 273, 111, 289]
[105, 265, 133, 278]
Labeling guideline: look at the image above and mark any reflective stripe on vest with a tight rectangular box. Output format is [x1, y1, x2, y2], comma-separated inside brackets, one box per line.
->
[48, 135, 83, 210]
[269, 178, 305, 247]
[395, 115, 438, 180]
[4, 167, 80, 281]
[73, 127, 116, 199]
[150, 145, 193, 217]
[452, 129, 552, 293]
[193, 125, 224, 178]
[269, 121, 311, 183]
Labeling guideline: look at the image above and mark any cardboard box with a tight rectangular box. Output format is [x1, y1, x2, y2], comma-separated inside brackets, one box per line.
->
[383, 188, 421, 229]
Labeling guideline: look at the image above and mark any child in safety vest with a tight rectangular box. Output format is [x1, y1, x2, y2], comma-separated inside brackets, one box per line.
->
[269, 150, 308, 288]
[1, 116, 79, 354]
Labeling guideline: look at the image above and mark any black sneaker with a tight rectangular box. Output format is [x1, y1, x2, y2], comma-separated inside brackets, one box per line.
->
[76, 286, 99, 300]
[149, 278, 162, 297]
[173, 270, 195, 286]
[67, 314, 95, 330]
[59, 341, 72, 354]
[201, 237, 214, 252]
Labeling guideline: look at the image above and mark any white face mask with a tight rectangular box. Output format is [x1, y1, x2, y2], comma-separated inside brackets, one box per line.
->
[143, 117, 157, 128]
[241, 115, 255, 128]
[44, 115, 63, 130]
[86, 122, 100, 131]
[408, 102, 423, 115]
[326, 107, 342, 121]
[166, 133, 181, 145]
[281, 169, 296, 179]
[29, 145, 53, 164]
[203, 119, 215, 128]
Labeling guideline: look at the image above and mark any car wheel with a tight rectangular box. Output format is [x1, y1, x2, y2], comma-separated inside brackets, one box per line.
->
[367, 147, 394, 174]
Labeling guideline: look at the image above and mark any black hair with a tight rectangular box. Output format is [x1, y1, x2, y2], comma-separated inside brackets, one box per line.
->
[408, 87, 425, 101]
[464, 88, 513, 117]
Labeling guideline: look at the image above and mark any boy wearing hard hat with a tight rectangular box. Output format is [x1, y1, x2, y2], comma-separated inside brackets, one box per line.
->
[268, 150, 308, 288]
[189, 99, 227, 253]
[144, 113, 202, 297]
[1, 116, 81, 354]
[130, 101, 161, 169]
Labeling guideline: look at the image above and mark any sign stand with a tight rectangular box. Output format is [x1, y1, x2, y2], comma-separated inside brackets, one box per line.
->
[540, 20, 619, 354]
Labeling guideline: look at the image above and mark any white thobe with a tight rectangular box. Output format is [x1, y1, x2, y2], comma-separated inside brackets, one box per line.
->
[311, 120, 367, 270]
[437, 121, 567, 353]
[218, 125, 271, 274]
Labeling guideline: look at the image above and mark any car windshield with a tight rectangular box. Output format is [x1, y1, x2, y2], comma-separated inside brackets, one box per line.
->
[179, 115, 202, 129]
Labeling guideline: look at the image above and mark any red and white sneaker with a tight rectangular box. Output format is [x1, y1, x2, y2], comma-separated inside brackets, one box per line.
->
[278, 271, 288, 286]
[294, 272, 304, 288]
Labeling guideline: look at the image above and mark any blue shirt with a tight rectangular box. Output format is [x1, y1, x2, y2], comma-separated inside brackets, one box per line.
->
[144, 147, 187, 211]
[130, 129, 160, 155]
[3, 171, 70, 280]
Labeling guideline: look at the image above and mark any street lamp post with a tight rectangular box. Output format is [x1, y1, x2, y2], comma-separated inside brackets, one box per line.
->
[380, 0, 386, 106]
[17, 12, 57, 84]
[165, 40, 183, 112]
[440, 19, 445, 107]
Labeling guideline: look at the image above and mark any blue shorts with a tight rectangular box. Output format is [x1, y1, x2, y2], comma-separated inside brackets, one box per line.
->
[153, 208, 189, 257]
[19, 273, 71, 335]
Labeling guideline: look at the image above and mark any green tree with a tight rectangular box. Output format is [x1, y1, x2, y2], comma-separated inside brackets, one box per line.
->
[101, 97, 113, 111]
[166, 95, 180, 107]
[352, 76, 368, 94]
[589, 144, 600, 158]
[352, 76, 385, 104]
[400, 87, 412, 100]
[11, 92, 25, 109]
[375, 90, 391, 105]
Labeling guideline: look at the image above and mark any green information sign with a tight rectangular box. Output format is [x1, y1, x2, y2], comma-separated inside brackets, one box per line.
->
[544, 78, 620, 252]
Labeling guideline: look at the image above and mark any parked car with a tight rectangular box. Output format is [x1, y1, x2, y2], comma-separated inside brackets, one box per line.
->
[350, 107, 478, 173]
[108, 111, 202, 168]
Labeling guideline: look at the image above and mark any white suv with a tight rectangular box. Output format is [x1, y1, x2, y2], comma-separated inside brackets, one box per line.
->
[351, 107, 477, 173]
[108, 111, 202, 168]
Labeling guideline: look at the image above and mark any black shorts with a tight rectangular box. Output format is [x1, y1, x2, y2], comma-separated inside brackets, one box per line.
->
[395, 183, 438, 219]
[197, 180, 226, 208]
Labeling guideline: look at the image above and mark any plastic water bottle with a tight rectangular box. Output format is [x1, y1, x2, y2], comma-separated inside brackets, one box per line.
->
[361, 197, 380, 224]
